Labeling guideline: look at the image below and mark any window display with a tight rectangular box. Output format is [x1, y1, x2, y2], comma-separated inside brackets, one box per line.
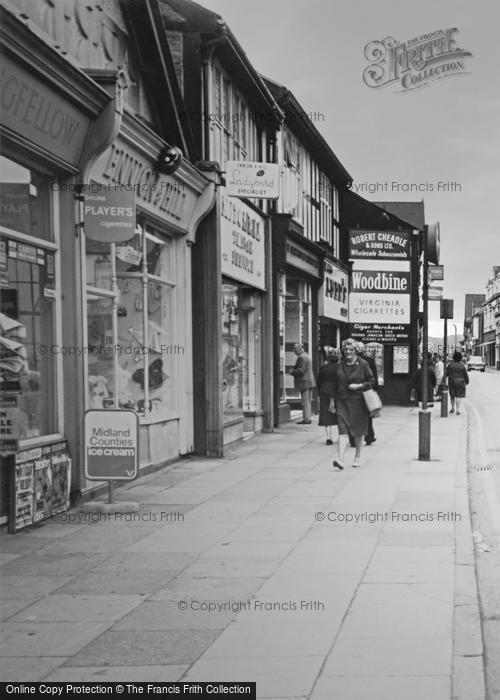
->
[222, 282, 242, 418]
[0, 156, 57, 440]
[85, 226, 174, 418]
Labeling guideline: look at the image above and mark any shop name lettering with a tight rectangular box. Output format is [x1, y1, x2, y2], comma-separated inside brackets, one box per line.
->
[351, 232, 408, 251]
[88, 427, 134, 457]
[222, 196, 262, 275]
[363, 28, 472, 92]
[286, 244, 318, 270]
[325, 276, 347, 303]
[102, 145, 187, 220]
[352, 271, 409, 292]
[0, 70, 80, 145]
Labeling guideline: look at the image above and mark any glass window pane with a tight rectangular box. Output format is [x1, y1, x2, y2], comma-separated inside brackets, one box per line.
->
[2, 249, 57, 438]
[87, 296, 115, 408]
[222, 282, 242, 419]
[0, 156, 52, 241]
[86, 239, 113, 290]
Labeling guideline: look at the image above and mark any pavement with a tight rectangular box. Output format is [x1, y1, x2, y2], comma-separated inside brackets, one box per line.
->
[0, 405, 486, 699]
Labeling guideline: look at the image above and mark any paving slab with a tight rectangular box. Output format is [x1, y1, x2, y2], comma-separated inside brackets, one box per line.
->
[68, 629, 223, 667]
[9, 594, 144, 623]
[310, 675, 451, 700]
[0, 656, 71, 682]
[44, 665, 189, 682]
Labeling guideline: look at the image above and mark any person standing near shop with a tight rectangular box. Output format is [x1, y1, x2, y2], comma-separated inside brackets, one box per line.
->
[447, 351, 469, 415]
[289, 342, 315, 424]
[333, 338, 375, 469]
[434, 354, 444, 400]
[316, 347, 339, 444]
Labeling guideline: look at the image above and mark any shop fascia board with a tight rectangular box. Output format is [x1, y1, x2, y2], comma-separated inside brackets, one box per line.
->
[117, 107, 216, 196]
[0, 5, 112, 118]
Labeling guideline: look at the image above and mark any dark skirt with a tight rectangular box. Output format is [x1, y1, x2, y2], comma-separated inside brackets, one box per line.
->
[449, 378, 466, 398]
[318, 394, 337, 426]
[336, 397, 369, 437]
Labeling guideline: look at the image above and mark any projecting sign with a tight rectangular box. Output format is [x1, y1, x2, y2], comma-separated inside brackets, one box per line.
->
[428, 265, 444, 281]
[84, 409, 139, 481]
[428, 286, 444, 301]
[83, 187, 136, 243]
[226, 161, 280, 199]
[349, 229, 411, 260]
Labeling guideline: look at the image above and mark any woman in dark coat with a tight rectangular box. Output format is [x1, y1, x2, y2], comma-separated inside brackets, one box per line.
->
[332, 338, 375, 470]
[316, 347, 339, 445]
[447, 351, 469, 415]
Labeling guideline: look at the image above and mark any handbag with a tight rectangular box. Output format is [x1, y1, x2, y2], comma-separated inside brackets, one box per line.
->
[363, 387, 382, 418]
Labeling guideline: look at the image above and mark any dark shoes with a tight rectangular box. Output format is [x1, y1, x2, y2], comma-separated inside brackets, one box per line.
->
[297, 420, 312, 425]
[333, 460, 344, 470]
[326, 439, 333, 445]
[365, 437, 376, 445]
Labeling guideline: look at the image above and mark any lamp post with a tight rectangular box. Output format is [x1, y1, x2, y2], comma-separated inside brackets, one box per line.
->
[440, 300, 454, 418]
[452, 323, 458, 353]
[418, 225, 431, 460]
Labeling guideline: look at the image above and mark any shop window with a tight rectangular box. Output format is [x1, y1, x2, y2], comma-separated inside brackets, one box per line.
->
[0, 156, 58, 439]
[85, 226, 175, 419]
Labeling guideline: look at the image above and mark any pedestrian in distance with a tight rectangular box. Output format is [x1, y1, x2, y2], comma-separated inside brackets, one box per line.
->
[356, 341, 378, 445]
[289, 342, 315, 424]
[447, 350, 469, 415]
[332, 338, 375, 470]
[434, 354, 444, 400]
[413, 352, 436, 407]
[316, 347, 339, 445]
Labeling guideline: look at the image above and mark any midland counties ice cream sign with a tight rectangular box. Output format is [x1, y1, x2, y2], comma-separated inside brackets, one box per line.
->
[363, 28, 472, 94]
[84, 409, 138, 481]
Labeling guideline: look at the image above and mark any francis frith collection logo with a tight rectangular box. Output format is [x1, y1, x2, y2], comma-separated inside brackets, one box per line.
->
[363, 28, 472, 93]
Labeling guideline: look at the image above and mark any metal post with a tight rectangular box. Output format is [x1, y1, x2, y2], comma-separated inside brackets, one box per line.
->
[441, 317, 448, 417]
[419, 225, 431, 460]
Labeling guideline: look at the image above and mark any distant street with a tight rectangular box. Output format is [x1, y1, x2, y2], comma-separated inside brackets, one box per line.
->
[465, 369, 500, 699]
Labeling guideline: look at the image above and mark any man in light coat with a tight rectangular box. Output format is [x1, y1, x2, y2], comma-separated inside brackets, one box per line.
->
[289, 343, 316, 424]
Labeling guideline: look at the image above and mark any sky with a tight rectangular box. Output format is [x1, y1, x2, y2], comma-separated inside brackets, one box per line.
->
[198, 0, 500, 337]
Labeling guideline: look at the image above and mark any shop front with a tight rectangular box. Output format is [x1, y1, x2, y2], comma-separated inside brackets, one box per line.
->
[81, 120, 215, 490]
[0, 7, 115, 530]
[272, 216, 322, 424]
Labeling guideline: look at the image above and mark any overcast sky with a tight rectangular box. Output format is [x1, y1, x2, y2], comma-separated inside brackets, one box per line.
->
[200, 0, 499, 337]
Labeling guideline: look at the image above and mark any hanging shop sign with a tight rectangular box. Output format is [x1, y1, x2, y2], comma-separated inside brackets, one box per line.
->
[226, 161, 280, 199]
[349, 229, 411, 260]
[84, 409, 139, 481]
[428, 285, 444, 301]
[427, 222, 440, 264]
[428, 265, 444, 281]
[83, 186, 136, 243]
[319, 261, 348, 320]
[350, 322, 411, 344]
[220, 192, 266, 290]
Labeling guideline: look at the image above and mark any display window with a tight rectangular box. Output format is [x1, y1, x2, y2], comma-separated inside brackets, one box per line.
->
[221, 280, 262, 421]
[281, 277, 312, 403]
[0, 156, 59, 440]
[85, 224, 175, 419]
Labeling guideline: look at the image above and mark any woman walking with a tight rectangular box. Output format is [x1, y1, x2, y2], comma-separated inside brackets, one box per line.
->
[316, 347, 339, 445]
[447, 351, 469, 415]
[332, 338, 375, 470]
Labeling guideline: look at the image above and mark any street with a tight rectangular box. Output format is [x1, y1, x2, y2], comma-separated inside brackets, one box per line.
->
[0, 402, 493, 699]
[465, 370, 500, 699]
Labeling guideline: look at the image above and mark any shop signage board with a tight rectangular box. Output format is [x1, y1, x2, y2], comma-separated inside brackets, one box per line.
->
[84, 409, 139, 481]
[225, 161, 280, 199]
[9, 441, 71, 533]
[393, 345, 410, 373]
[220, 192, 266, 291]
[349, 229, 411, 260]
[83, 187, 136, 243]
[428, 265, 444, 281]
[349, 292, 410, 325]
[428, 285, 444, 300]
[0, 392, 19, 455]
[285, 239, 321, 278]
[350, 322, 411, 343]
[319, 261, 349, 321]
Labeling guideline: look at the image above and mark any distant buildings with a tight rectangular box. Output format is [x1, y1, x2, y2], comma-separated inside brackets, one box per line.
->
[463, 267, 500, 368]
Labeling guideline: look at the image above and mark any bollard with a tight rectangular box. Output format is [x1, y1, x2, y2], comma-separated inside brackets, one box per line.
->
[441, 390, 448, 418]
[418, 410, 431, 460]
